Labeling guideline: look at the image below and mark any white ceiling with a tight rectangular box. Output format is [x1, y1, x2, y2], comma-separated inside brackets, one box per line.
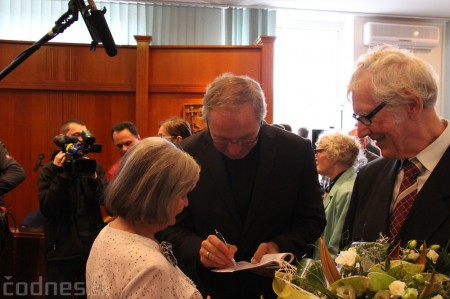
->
[121, 0, 450, 19]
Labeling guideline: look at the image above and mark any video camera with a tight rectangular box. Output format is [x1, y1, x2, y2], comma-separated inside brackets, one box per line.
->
[53, 130, 102, 177]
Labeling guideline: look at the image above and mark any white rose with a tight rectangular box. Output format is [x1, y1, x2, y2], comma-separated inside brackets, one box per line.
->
[335, 249, 357, 267]
[405, 251, 420, 262]
[389, 280, 406, 297]
[427, 249, 439, 263]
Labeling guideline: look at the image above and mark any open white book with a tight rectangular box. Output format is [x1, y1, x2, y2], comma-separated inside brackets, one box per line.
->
[212, 252, 295, 273]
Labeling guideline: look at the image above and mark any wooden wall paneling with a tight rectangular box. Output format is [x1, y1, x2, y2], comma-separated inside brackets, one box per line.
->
[0, 90, 63, 226]
[147, 93, 204, 136]
[134, 36, 152, 138]
[144, 36, 275, 130]
[0, 40, 136, 92]
[0, 36, 275, 225]
[255, 35, 276, 124]
[147, 46, 262, 88]
[144, 38, 274, 135]
[0, 39, 137, 224]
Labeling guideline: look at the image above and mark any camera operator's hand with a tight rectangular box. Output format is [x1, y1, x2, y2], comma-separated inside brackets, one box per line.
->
[53, 151, 66, 168]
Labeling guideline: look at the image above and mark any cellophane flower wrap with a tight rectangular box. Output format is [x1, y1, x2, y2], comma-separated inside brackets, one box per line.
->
[273, 237, 449, 299]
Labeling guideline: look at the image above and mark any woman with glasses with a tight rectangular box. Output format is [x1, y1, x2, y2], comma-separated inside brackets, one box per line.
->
[312, 131, 366, 259]
[158, 117, 192, 144]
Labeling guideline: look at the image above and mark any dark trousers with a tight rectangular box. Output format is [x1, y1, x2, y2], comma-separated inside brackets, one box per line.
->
[46, 257, 87, 298]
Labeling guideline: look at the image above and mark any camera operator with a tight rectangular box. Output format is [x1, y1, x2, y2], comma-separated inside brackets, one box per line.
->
[38, 120, 105, 298]
[0, 141, 25, 206]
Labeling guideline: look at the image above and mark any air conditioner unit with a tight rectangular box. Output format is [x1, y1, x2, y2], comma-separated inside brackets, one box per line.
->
[363, 22, 440, 50]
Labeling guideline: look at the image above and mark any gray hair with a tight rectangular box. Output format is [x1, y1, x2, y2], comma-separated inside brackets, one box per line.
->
[347, 44, 438, 109]
[318, 131, 366, 170]
[202, 73, 267, 121]
[105, 137, 200, 224]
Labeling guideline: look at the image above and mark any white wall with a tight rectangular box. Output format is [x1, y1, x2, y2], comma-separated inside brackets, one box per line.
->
[353, 16, 446, 116]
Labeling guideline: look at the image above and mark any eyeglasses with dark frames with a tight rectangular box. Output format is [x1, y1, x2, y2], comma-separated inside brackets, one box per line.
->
[352, 102, 387, 126]
[314, 148, 327, 154]
[208, 121, 262, 147]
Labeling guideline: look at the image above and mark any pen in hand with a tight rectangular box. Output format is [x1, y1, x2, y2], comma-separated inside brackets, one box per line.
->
[214, 229, 237, 267]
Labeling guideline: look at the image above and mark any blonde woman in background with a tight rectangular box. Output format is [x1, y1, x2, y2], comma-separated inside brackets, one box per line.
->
[86, 137, 204, 298]
[312, 131, 366, 259]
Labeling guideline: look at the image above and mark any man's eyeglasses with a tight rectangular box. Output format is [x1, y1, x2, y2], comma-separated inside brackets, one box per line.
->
[212, 136, 259, 147]
[352, 102, 387, 126]
[208, 121, 262, 147]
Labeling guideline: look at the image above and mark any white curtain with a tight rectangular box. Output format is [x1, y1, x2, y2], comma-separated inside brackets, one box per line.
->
[0, 0, 276, 45]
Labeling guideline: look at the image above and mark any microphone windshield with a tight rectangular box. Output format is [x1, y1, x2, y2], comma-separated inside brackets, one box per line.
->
[77, 0, 118, 57]
[89, 9, 118, 57]
[54, 136, 79, 148]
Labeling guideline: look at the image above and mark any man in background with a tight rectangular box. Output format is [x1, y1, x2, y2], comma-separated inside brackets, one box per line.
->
[38, 119, 105, 298]
[159, 73, 325, 298]
[348, 127, 379, 162]
[106, 121, 140, 181]
[297, 127, 309, 139]
[342, 45, 450, 248]
[0, 141, 25, 205]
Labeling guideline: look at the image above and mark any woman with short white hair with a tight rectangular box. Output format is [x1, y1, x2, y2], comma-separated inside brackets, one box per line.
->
[313, 131, 366, 259]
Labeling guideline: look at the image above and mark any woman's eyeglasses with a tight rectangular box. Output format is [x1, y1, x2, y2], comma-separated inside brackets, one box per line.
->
[314, 148, 327, 154]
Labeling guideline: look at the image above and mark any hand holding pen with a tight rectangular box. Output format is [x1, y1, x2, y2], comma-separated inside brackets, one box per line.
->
[215, 229, 237, 267]
[199, 229, 238, 268]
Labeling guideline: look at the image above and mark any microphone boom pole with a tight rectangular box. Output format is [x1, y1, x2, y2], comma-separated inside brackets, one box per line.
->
[0, 0, 117, 81]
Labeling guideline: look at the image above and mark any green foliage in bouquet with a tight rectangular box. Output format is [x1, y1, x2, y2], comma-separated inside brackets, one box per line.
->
[273, 238, 450, 299]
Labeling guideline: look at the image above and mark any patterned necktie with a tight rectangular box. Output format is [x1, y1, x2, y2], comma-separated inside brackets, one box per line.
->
[389, 159, 421, 240]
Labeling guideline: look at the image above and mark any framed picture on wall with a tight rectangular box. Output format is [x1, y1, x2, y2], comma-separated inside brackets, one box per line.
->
[183, 104, 206, 133]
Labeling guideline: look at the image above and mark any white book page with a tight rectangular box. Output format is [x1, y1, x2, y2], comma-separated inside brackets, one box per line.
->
[212, 252, 294, 273]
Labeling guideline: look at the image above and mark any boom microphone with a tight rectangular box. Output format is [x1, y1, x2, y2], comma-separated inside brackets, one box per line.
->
[33, 154, 45, 171]
[76, 0, 118, 57]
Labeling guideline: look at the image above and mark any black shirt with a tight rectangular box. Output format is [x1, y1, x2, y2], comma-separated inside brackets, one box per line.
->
[222, 142, 260, 222]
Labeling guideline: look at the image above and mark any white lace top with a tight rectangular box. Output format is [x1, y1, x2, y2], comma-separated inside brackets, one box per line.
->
[86, 224, 202, 299]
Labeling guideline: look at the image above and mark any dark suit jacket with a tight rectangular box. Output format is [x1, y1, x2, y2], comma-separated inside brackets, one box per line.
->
[342, 146, 450, 248]
[159, 123, 326, 298]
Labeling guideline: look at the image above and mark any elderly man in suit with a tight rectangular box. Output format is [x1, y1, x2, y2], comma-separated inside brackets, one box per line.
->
[341, 45, 450, 249]
[159, 73, 326, 298]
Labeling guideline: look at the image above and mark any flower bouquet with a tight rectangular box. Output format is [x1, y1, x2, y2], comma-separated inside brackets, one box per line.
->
[273, 238, 449, 299]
